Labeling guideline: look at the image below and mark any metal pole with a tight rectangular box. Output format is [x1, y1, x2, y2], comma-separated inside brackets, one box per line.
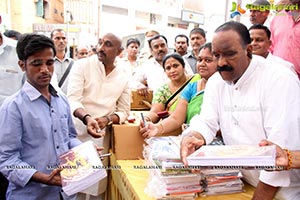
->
[66, 10, 70, 58]
[225, 0, 229, 22]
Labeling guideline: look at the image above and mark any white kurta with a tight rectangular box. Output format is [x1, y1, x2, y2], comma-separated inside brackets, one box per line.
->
[133, 57, 169, 94]
[67, 55, 130, 196]
[267, 52, 297, 76]
[188, 55, 300, 199]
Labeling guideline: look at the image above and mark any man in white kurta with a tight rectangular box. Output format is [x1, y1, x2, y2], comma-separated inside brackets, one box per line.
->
[188, 56, 300, 199]
[181, 22, 300, 200]
[67, 33, 130, 199]
[133, 57, 168, 93]
[249, 23, 297, 76]
[132, 35, 169, 95]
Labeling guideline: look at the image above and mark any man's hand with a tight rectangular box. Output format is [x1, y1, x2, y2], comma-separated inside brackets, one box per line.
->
[137, 85, 150, 96]
[73, 108, 104, 138]
[259, 140, 288, 168]
[47, 169, 62, 186]
[95, 117, 108, 129]
[180, 131, 205, 166]
[31, 170, 62, 186]
[252, 181, 279, 200]
[86, 117, 104, 138]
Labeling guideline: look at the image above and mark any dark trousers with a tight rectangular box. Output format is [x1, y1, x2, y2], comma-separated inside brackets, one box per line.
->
[0, 173, 8, 200]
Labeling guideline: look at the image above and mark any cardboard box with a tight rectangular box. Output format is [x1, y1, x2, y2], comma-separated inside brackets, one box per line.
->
[112, 111, 183, 160]
[130, 90, 153, 110]
[112, 122, 145, 160]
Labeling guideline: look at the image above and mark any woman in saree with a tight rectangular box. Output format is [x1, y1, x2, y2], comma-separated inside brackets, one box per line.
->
[143, 53, 200, 124]
[141, 43, 217, 138]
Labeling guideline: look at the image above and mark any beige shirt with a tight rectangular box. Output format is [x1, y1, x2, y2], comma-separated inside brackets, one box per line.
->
[67, 55, 130, 195]
[68, 54, 130, 137]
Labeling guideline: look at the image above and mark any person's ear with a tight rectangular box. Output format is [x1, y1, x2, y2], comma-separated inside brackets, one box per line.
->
[18, 60, 26, 72]
[246, 44, 253, 59]
[268, 39, 272, 48]
[117, 47, 124, 56]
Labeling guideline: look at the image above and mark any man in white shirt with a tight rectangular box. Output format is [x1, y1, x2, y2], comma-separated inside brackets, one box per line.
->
[249, 23, 297, 75]
[67, 33, 130, 200]
[0, 32, 24, 105]
[133, 34, 169, 95]
[180, 21, 300, 200]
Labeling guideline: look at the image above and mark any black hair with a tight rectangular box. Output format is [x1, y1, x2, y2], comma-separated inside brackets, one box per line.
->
[199, 42, 212, 53]
[50, 28, 65, 39]
[3, 29, 21, 40]
[249, 24, 271, 39]
[126, 38, 140, 48]
[190, 28, 206, 39]
[162, 53, 185, 70]
[174, 34, 189, 46]
[16, 33, 56, 61]
[148, 34, 168, 49]
[215, 21, 251, 48]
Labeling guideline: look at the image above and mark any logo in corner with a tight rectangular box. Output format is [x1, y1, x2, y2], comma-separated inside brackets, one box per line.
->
[230, 2, 246, 18]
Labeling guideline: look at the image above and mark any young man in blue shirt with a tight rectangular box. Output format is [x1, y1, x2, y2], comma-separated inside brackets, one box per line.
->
[0, 33, 81, 199]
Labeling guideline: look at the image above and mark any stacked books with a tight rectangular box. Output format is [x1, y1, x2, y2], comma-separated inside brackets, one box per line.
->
[187, 144, 276, 169]
[59, 140, 107, 196]
[200, 169, 244, 196]
[143, 136, 203, 199]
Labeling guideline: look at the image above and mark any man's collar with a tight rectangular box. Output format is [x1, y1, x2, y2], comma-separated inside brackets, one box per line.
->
[185, 51, 196, 58]
[23, 82, 58, 101]
[54, 56, 72, 63]
[0, 33, 17, 48]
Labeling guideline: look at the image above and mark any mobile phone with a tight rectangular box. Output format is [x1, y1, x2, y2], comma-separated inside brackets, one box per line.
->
[140, 113, 146, 127]
[99, 153, 112, 158]
[157, 111, 169, 119]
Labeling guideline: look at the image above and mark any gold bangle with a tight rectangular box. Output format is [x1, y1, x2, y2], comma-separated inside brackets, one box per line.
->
[284, 149, 292, 170]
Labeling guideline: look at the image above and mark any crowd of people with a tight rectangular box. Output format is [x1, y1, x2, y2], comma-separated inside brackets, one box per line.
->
[0, 0, 300, 199]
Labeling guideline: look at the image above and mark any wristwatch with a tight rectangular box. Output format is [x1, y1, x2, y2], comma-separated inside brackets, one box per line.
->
[105, 115, 113, 126]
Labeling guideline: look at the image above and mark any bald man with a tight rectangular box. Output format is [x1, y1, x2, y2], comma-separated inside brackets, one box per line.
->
[75, 45, 90, 60]
[67, 33, 130, 200]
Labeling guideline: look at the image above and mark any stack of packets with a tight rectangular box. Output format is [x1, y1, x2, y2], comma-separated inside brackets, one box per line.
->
[59, 141, 107, 196]
[186, 145, 276, 169]
[200, 169, 244, 196]
[187, 144, 277, 196]
[143, 136, 264, 198]
[143, 136, 202, 199]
